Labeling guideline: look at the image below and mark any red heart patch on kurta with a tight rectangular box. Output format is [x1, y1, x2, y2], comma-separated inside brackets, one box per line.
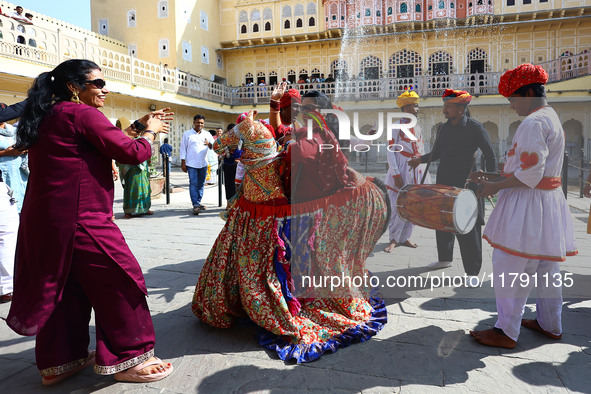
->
[520, 152, 539, 170]
[507, 143, 517, 157]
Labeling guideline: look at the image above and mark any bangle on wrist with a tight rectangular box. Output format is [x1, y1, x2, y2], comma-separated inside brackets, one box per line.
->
[141, 130, 157, 139]
[270, 98, 280, 103]
[270, 110, 280, 114]
[270, 101, 280, 111]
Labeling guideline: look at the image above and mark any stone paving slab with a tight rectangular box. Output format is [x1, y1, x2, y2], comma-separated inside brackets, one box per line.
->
[1, 167, 590, 393]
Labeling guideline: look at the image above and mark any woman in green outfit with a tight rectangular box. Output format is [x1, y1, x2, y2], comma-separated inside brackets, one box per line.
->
[116, 118, 153, 218]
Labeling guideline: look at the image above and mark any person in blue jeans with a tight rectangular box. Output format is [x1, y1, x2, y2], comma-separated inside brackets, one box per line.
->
[159, 137, 172, 176]
[180, 115, 214, 215]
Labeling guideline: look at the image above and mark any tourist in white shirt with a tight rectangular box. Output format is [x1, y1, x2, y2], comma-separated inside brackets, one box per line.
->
[180, 114, 215, 215]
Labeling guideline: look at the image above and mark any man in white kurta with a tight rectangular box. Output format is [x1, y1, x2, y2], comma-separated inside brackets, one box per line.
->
[470, 64, 577, 349]
[384, 90, 430, 252]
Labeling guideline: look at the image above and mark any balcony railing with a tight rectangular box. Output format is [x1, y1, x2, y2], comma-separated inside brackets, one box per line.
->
[1, 14, 589, 108]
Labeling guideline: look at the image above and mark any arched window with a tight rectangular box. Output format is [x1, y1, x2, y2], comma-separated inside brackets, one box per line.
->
[240, 24, 247, 34]
[389, 49, 422, 78]
[450, 3, 455, 8]
[295, 4, 304, 16]
[330, 59, 348, 80]
[282, 6, 292, 18]
[360, 55, 383, 79]
[365, 9, 371, 16]
[287, 69, 296, 83]
[330, 3, 338, 21]
[296, 18, 303, 27]
[416, 3, 422, 12]
[263, 8, 272, 19]
[387, 7, 393, 15]
[307, 2, 316, 14]
[439, 1, 445, 9]
[429, 50, 453, 75]
[284, 20, 291, 29]
[376, 10, 381, 16]
[239, 11, 248, 22]
[309, 17, 315, 26]
[468, 48, 488, 73]
[251, 9, 260, 21]
[253, 23, 259, 32]
[265, 21, 271, 31]
[401, 3, 408, 13]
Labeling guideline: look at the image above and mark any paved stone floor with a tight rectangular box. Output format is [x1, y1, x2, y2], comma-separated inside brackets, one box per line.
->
[1, 167, 590, 393]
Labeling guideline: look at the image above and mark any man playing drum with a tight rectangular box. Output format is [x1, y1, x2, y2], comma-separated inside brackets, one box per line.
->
[384, 89, 430, 252]
[409, 89, 496, 283]
[470, 64, 577, 348]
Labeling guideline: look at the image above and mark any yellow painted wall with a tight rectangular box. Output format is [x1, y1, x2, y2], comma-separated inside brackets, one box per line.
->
[90, 0, 224, 81]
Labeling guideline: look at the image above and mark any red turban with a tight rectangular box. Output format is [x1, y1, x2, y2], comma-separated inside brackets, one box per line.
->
[279, 89, 301, 109]
[442, 89, 472, 104]
[498, 63, 549, 97]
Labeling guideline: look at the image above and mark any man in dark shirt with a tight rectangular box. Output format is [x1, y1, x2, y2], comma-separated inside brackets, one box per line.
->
[409, 89, 496, 281]
[159, 137, 173, 176]
[0, 99, 26, 123]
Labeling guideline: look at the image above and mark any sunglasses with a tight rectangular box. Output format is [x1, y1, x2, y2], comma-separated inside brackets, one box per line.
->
[301, 104, 319, 112]
[84, 78, 106, 89]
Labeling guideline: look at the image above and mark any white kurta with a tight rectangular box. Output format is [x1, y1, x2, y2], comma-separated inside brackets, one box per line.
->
[384, 120, 431, 243]
[483, 106, 577, 261]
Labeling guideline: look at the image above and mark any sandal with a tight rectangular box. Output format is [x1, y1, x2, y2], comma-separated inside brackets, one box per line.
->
[41, 351, 96, 386]
[114, 357, 173, 383]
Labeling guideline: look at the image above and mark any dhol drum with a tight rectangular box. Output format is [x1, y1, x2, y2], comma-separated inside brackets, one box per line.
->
[396, 184, 478, 234]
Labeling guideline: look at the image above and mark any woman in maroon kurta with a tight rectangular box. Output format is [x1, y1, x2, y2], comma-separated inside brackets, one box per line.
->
[7, 59, 173, 384]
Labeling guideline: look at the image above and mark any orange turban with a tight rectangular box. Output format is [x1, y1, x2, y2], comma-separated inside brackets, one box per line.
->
[442, 89, 472, 104]
[498, 63, 549, 97]
[279, 89, 301, 109]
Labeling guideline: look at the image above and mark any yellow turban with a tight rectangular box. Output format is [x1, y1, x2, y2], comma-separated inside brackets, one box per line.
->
[396, 90, 420, 109]
[116, 117, 131, 130]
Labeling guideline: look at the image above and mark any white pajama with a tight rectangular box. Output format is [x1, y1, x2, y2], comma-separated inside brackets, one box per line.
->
[384, 120, 430, 243]
[492, 249, 562, 341]
[0, 182, 19, 296]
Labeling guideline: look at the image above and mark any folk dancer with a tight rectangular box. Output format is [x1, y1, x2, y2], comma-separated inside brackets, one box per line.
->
[470, 64, 577, 348]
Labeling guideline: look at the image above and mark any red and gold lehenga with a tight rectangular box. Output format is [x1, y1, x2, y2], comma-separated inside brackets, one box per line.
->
[192, 116, 388, 362]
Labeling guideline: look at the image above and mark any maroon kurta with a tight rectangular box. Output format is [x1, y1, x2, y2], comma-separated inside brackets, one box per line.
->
[7, 101, 152, 336]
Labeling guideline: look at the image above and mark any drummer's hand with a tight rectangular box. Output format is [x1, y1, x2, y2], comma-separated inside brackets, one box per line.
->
[467, 169, 484, 184]
[408, 157, 421, 169]
[477, 180, 501, 199]
[394, 176, 404, 190]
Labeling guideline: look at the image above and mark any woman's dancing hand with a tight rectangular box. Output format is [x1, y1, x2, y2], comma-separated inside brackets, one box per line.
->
[271, 82, 288, 101]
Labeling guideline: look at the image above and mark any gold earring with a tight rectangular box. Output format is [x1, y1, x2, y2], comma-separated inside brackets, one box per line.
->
[71, 91, 80, 104]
